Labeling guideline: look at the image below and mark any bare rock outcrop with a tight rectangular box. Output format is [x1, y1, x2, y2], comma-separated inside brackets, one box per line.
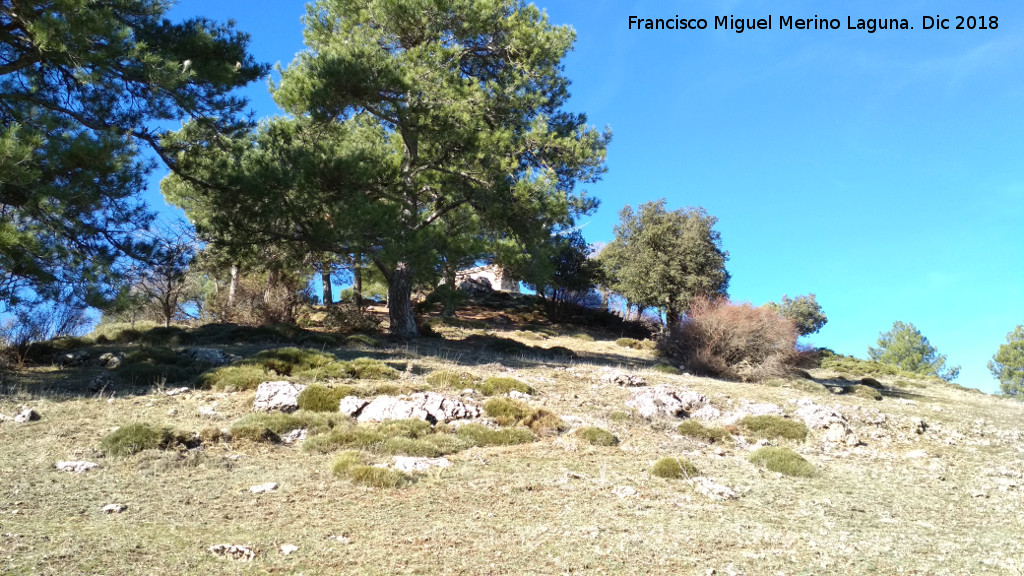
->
[341, 392, 482, 424]
[794, 399, 860, 447]
[626, 385, 709, 419]
[252, 381, 307, 413]
[55, 461, 99, 473]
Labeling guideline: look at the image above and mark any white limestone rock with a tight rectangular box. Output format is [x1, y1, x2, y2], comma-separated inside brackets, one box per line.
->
[253, 381, 307, 413]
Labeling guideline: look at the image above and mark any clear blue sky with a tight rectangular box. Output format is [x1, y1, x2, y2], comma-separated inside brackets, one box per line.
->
[158, 0, 1024, 393]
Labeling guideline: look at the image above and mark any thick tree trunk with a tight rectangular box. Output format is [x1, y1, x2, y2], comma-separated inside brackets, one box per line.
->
[353, 253, 363, 309]
[228, 264, 239, 306]
[321, 261, 333, 306]
[385, 262, 418, 338]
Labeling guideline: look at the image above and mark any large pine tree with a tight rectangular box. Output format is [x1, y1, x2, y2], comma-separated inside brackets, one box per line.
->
[0, 0, 265, 308]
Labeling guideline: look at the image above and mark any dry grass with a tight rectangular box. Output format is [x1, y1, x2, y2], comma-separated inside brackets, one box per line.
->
[2, 320, 1024, 575]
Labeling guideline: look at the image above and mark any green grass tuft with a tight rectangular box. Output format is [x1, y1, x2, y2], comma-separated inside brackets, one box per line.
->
[331, 451, 413, 488]
[351, 357, 399, 380]
[651, 457, 699, 479]
[101, 423, 181, 457]
[652, 363, 681, 375]
[615, 338, 641, 349]
[297, 384, 354, 412]
[425, 370, 478, 389]
[739, 415, 808, 441]
[676, 420, 730, 443]
[749, 447, 816, 477]
[230, 411, 347, 443]
[455, 424, 536, 447]
[477, 376, 534, 396]
[851, 384, 883, 401]
[198, 364, 274, 391]
[576, 426, 619, 446]
[346, 333, 381, 348]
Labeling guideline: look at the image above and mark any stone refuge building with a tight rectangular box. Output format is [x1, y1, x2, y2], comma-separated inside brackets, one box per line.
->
[454, 264, 520, 293]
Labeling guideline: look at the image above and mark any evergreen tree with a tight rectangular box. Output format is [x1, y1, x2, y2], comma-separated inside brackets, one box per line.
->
[602, 200, 729, 327]
[765, 294, 828, 336]
[868, 321, 960, 381]
[989, 325, 1024, 397]
[0, 0, 265, 309]
[263, 0, 609, 337]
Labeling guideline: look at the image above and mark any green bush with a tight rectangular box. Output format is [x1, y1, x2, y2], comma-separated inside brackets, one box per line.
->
[576, 426, 619, 446]
[252, 347, 337, 375]
[199, 364, 274, 391]
[749, 447, 816, 477]
[859, 377, 884, 389]
[114, 348, 199, 385]
[651, 457, 699, 479]
[652, 363, 681, 375]
[426, 370, 478, 389]
[477, 376, 534, 396]
[821, 355, 903, 377]
[521, 408, 565, 436]
[101, 423, 180, 457]
[739, 415, 808, 441]
[297, 384, 354, 412]
[293, 361, 355, 381]
[571, 332, 595, 342]
[676, 420, 729, 443]
[483, 397, 532, 425]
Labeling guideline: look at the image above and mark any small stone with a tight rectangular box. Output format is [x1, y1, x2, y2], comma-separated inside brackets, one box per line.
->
[98, 352, 122, 369]
[505, 390, 532, 400]
[102, 503, 127, 514]
[281, 429, 307, 444]
[249, 482, 279, 494]
[167, 409, 178, 416]
[280, 544, 298, 555]
[612, 485, 637, 498]
[55, 461, 99, 473]
[13, 407, 40, 423]
[208, 544, 257, 561]
[164, 387, 190, 397]
[910, 418, 928, 434]
[905, 449, 928, 459]
[332, 535, 352, 544]
[338, 396, 370, 417]
[89, 375, 115, 392]
[198, 406, 222, 419]
[600, 368, 647, 387]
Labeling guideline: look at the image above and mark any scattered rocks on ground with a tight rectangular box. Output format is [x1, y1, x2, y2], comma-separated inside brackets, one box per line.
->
[393, 456, 452, 473]
[55, 461, 99, 473]
[600, 368, 647, 387]
[625, 385, 709, 419]
[102, 503, 127, 514]
[692, 477, 738, 500]
[343, 392, 482, 424]
[98, 352, 122, 369]
[742, 402, 785, 417]
[207, 544, 256, 561]
[280, 544, 298, 555]
[252, 381, 307, 413]
[249, 482, 278, 494]
[164, 387, 190, 397]
[794, 399, 861, 447]
[505, 390, 532, 400]
[183, 348, 232, 366]
[13, 407, 40, 423]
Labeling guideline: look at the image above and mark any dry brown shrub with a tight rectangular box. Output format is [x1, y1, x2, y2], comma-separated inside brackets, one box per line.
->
[658, 298, 815, 381]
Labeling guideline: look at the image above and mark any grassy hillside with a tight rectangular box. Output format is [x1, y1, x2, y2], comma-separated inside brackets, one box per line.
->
[2, 304, 1022, 575]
